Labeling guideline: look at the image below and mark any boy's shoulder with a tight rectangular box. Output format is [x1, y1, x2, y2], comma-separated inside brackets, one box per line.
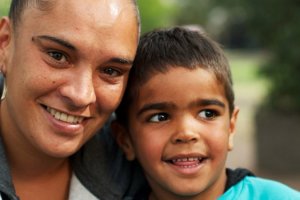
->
[220, 175, 300, 200]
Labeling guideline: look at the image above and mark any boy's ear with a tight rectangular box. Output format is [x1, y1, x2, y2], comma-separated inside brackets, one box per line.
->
[228, 107, 239, 151]
[111, 121, 135, 161]
[0, 17, 12, 74]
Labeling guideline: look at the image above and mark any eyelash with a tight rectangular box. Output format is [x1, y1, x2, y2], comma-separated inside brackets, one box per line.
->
[199, 109, 219, 120]
[45, 49, 70, 67]
[101, 67, 122, 77]
[147, 109, 219, 123]
[148, 113, 169, 123]
[43, 49, 126, 81]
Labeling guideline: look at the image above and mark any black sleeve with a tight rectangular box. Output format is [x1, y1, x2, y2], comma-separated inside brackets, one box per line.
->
[225, 168, 255, 192]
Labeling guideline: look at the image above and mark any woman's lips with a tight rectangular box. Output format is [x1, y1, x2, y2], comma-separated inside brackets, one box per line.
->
[46, 106, 85, 124]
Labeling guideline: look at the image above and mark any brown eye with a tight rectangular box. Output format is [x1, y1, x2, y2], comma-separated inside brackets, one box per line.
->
[48, 51, 67, 62]
[149, 113, 169, 122]
[103, 67, 121, 77]
[199, 110, 218, 120]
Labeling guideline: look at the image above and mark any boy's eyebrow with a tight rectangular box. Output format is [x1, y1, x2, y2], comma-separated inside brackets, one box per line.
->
[191, 99, 226, 108]
[137, 102, 176, 117]
[32, 35, 76, 51]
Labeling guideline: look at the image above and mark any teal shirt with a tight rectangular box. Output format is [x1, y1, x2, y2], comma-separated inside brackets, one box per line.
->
[219, 176, 300, 200]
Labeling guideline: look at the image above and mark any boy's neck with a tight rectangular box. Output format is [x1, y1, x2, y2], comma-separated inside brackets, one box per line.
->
[149, 169, 227, 200]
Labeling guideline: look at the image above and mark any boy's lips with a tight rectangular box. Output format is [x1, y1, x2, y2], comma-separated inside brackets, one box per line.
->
[171, 157, 205, 167]
[162, 154, 209, 176]
[164, 154, 208, 168]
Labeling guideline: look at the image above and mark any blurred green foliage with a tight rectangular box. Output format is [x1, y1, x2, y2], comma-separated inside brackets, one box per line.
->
[137, 0, 178, 33]
[238, 0, 300, 113]
[0, 0, 9, 17]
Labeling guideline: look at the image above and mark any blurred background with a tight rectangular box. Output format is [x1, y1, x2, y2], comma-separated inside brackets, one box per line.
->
[1, 0, 299, 190]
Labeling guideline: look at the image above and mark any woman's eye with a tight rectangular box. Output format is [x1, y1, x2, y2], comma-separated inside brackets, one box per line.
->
[149, 113, 169, 122]
[103, 67, 121, 77]
[48, 51, 67, 63]
[199, 110, 218, 120]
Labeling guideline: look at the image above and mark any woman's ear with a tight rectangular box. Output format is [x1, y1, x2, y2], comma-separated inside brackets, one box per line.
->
[228, 107, 239, 151]
[0, 17, 12, 74]
[111, 121, 135, 161]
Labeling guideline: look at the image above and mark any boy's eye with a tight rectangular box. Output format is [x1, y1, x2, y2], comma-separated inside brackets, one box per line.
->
[48, 51, 67, 63]
[149, 113, 169, 122]
[199, 110, 218, 120]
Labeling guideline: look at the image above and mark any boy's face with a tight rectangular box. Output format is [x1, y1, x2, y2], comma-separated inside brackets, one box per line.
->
[118, 67, 239, 199]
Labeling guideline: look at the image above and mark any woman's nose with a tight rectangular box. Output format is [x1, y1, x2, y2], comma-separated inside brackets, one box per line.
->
[58, 69, 96, 109]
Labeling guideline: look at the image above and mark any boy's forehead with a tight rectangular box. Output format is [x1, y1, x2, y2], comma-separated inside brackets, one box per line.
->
[136, 64, 210, 87]
[127, 67, 231, 121]
[136, 67, 228, 104]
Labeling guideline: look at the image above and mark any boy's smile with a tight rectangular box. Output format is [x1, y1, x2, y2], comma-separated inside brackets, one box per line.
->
[162, 152, 209, 179]
[125, 67, 239, 199]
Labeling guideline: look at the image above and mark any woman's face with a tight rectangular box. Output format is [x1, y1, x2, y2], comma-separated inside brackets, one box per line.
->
[0, 0, 138, 158]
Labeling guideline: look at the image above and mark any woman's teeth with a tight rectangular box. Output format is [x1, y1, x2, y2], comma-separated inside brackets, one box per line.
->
[46, 107, 84, 124]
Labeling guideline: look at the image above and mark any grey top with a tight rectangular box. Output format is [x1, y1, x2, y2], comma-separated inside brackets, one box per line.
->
[0, 121, 145, 200]
[0, 136, 18, 200]
[68, 173, 98, 200]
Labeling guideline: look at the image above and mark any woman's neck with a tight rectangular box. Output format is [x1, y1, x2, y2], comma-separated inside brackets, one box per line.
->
[12, 158, 72, 200]
[0, 108, 72, 200]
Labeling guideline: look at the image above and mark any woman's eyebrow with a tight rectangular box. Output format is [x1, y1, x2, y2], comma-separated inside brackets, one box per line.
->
[32, 35, 76, 51]
[108, 57, 133, 66]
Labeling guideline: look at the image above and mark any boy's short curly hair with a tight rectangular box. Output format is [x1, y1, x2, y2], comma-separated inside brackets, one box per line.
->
[116, 26, 235, 127]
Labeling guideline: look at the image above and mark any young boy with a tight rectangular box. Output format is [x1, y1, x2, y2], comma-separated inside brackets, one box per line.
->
[112, 27, 300, 199]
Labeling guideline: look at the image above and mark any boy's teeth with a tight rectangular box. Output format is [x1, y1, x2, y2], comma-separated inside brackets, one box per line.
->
[172, 157, 199, 163]
[46, 107, 84, 124]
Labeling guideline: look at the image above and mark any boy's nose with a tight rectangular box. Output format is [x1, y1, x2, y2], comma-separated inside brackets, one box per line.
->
[171, 116, 200, 144]
[59, 70, 96, 109]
